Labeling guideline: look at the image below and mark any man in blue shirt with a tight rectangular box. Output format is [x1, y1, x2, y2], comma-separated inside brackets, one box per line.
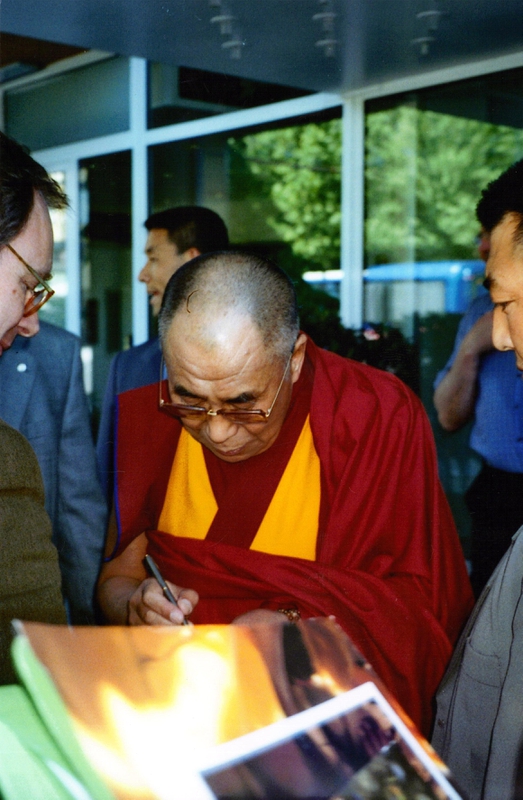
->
[434, 228, 523, 596]
[96, 206, 229, 501]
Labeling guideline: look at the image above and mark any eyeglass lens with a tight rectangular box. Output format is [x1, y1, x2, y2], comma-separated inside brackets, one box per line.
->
[23, 289, 49, 317]
[161, 404, 267, 424]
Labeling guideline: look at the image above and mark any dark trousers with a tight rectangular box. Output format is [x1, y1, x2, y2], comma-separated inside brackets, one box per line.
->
[466, 463, 523, 598]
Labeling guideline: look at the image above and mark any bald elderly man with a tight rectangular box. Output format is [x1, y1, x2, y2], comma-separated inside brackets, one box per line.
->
[98, 251, 473, 736]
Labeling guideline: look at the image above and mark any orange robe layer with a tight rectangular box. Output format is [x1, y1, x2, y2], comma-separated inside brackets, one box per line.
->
[157, 421, 322, 559]
[113, 337, 474, 735]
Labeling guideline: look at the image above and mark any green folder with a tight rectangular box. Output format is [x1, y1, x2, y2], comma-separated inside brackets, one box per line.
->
[0, 634, 115, 800]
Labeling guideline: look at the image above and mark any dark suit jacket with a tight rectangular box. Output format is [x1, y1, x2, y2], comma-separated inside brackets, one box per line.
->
[96, 337, 161, 502]
[0, 322, 107, 623]
[0, 419, 66, 683]
[433, 526, 523, 800]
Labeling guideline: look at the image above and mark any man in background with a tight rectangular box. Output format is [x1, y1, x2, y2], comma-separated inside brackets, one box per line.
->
[0, 320, 107, 623]
[96, 206, 229, 501]
[0, 131, 66, 681]
[434, 222, 523, 596]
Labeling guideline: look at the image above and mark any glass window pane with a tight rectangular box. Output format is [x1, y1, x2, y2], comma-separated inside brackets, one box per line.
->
[149, 110, 343, 348]
[5, 57, 130, 150]
[148, 64, 311, 128]
[364, 67, 523, 554]
[79, 151, 132, 430]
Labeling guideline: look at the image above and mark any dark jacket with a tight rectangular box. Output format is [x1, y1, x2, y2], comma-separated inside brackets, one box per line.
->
[0, 322, 107, 623]
[433, 525, 523, 800]
[0, 419, 66, 683]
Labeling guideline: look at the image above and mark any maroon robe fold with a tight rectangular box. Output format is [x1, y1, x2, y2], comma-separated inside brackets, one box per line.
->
[114, 337, 474, 735]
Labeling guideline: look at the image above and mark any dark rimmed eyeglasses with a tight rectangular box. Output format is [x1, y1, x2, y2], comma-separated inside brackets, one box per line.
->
[6, 243, 55, 317]
[158, 352, 292, 425]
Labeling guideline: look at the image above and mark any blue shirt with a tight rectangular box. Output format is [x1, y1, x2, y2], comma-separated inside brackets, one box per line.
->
[435, 293, 523, 472]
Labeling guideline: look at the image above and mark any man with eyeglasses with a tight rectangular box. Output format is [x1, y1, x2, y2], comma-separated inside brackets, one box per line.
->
[98, 251, 473, 735]
[0, 132, 67, 681]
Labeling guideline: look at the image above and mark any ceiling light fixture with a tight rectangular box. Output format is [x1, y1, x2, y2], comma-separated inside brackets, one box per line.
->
[210, 14, 235, 36]
[411, 36, 436, 56]
[416, 9, 442, 31]
[411, 1, 444, 56]
[315, 39, 337, 58]
[313, 0, 338, 57]
[221, 39, 243, 60]
[312, 11, 336, 33]
[208, 0, 245, 59]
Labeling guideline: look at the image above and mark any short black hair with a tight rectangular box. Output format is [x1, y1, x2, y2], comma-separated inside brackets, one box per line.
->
[159, 251, 299, 361]
[476, 159, 523, 246]
[0, 132, 67, 247]
[145, 206, 229, 255]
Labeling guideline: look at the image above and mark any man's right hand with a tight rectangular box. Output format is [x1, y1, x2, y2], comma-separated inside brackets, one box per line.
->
[97, 531, 199, 625]
[127, 577, 198, 626]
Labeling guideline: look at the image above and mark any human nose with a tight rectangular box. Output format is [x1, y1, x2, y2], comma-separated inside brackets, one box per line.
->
[492, 306, 514, 352]
[204, 414, 239, 443]
[138, 261, 150, 283]
[17, 311, 40, 339]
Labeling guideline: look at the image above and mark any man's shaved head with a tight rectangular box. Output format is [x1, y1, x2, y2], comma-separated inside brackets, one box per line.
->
[158, 251, 300, 362]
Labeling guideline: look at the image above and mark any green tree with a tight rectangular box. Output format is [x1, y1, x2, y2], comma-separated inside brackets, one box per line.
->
[231, 119, 342, 269]
[234, 105, 523, 271]
[366, 105, 523, 264]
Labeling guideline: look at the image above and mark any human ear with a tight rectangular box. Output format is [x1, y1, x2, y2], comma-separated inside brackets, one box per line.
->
[290, 333, 307, 384]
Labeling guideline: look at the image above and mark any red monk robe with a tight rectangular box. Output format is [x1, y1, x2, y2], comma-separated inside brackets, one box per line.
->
[112, 336, 473, 736]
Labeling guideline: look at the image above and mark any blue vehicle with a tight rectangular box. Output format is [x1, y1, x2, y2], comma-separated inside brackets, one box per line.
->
[303, 260, 486, 316]
[363, 260, 486, 314]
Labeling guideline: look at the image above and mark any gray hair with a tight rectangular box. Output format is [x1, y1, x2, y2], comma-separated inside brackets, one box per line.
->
[158, 251, 300, 361]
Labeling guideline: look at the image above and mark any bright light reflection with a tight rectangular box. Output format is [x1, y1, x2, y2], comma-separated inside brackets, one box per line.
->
[69, 631, 285, 798]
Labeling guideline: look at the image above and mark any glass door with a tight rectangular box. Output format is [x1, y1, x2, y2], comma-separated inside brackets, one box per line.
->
[78, 150, 132, 432]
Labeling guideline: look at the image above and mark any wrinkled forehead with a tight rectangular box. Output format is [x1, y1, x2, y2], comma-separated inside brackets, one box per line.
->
[168, 303, 259, 346]
[163, 308, 273, 373]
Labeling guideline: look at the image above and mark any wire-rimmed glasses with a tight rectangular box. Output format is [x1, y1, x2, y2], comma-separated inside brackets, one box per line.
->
[158, 352, 292, 425]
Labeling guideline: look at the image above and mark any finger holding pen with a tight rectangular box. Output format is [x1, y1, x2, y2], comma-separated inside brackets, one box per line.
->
[128, 578, 198, 626]
[144, 554, 191, 626]
[127, 562, 198, 626]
